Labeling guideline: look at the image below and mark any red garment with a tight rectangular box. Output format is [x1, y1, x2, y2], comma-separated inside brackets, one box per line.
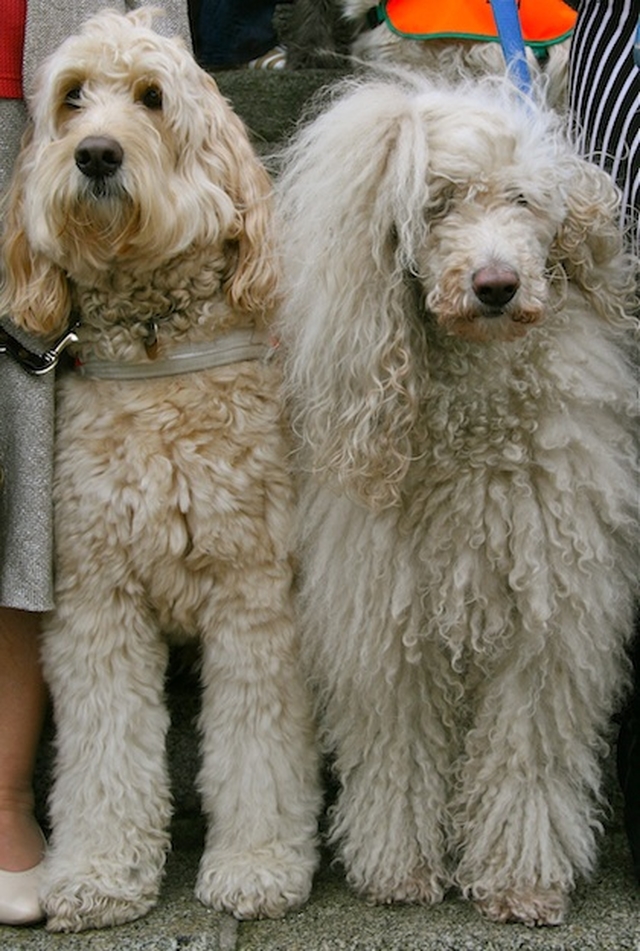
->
[0, 0, 27, 98]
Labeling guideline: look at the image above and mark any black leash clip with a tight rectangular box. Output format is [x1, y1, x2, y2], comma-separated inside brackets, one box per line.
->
[0, 320, 80, 375]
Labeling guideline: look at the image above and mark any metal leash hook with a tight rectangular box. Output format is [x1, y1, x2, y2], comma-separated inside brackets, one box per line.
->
[0, 320, 80, 375]
[489, 0, 533, 97]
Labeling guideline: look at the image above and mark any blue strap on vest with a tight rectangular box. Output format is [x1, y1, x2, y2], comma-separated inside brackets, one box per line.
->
[489, 0, 532, 95]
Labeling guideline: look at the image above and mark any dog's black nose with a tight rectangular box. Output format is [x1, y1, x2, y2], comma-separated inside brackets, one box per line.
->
[472, 266, 520, 310]
[75, 136, 124, 179]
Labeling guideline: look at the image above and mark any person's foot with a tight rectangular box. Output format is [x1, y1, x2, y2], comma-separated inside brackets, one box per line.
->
[0, 807, 46, 925]
[0, 806, 44, 872]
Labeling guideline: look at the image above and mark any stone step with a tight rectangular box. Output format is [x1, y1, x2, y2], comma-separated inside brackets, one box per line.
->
[3, 809, 640, 950]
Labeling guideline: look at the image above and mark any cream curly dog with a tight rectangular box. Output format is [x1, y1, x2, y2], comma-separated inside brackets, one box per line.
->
[277, 73, 639, 926]
[0, 9, 320, 932]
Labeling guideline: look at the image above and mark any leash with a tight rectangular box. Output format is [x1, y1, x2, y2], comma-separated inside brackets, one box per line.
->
[489, 0, 533, 95]
[1, 316, 273, 379]
[0, 318, 80, 375]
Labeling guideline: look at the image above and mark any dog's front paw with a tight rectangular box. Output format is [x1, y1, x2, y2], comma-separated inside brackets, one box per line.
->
[475, 885, 568, 927]
[196, 845, 316, 919]
[357, 865, 445, 906]
[43, 879, 158, 932]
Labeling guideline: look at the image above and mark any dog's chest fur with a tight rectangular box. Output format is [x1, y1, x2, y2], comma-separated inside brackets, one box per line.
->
[52, 358, 290, 636]
[412, 301, 628, 478]
[305, 300, 636, 668]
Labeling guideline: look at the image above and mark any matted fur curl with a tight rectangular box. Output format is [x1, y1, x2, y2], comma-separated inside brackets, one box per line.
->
[0, 7, 278, 337]
[277, 72, 639, 925]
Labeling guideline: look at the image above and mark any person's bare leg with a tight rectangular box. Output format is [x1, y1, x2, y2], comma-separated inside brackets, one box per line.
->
[0, 608, 47, 871]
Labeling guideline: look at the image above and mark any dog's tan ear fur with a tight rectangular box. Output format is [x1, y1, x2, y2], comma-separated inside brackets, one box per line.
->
[202, 77, 279, 321]
[553, 156, 636, 322]
[277, 80, 430, 510]
[0, 129, 72, 338]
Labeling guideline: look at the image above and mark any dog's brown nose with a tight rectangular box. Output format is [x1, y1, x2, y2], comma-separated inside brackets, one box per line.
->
[75, 136, 124, 179]
[472, 266, 520, 310]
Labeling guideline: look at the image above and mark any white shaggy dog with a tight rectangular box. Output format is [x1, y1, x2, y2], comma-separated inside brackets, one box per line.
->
[0, 9, 320, 932]
[277, 73, 639, 926]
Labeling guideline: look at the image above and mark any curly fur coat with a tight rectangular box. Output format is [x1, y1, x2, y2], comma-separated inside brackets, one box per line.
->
[276, 71, 639, 926]
[0, 9, 320, 932]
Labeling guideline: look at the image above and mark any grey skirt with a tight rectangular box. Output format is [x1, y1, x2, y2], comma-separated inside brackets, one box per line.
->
[0, 98, 55, 610]
[0, 342, 56, 612]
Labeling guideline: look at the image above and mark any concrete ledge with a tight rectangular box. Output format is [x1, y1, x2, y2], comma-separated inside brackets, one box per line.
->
[2, 812, 639, 951]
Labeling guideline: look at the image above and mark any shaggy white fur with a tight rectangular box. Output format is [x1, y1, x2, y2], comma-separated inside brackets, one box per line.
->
[342, 1, 570, 111]
[0, 9, 320, 932]
[277, 72, 639, 926]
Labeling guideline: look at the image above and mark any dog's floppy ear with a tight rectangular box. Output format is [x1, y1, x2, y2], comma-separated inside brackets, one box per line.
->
[200, 76, 279, 320]
[553, 155, 636, 321]
[0, 127, 72, 338]
[278, 80, 431, 509]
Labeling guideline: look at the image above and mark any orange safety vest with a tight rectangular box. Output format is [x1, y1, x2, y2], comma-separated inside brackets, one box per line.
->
[375, 0, 577, 49]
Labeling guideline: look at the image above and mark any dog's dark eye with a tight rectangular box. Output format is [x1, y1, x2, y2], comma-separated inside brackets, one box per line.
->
[425, 183, 456, 219]
[426, 195, 453, 219]
[140, 86, 163, 110]
[513, 193, 529, 207]
[64, 86, 83, 109]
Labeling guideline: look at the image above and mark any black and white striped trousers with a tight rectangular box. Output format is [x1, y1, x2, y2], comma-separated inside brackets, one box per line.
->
[568, 0, 640, 254]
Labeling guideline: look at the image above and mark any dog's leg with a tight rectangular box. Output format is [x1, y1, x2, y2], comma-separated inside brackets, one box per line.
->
[40, 596, 171, 932]
[322, 636, 453, 905]
[455, 622, 625, 927]
[297, 499, 454, 904]
[195, 560, 320, 919]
